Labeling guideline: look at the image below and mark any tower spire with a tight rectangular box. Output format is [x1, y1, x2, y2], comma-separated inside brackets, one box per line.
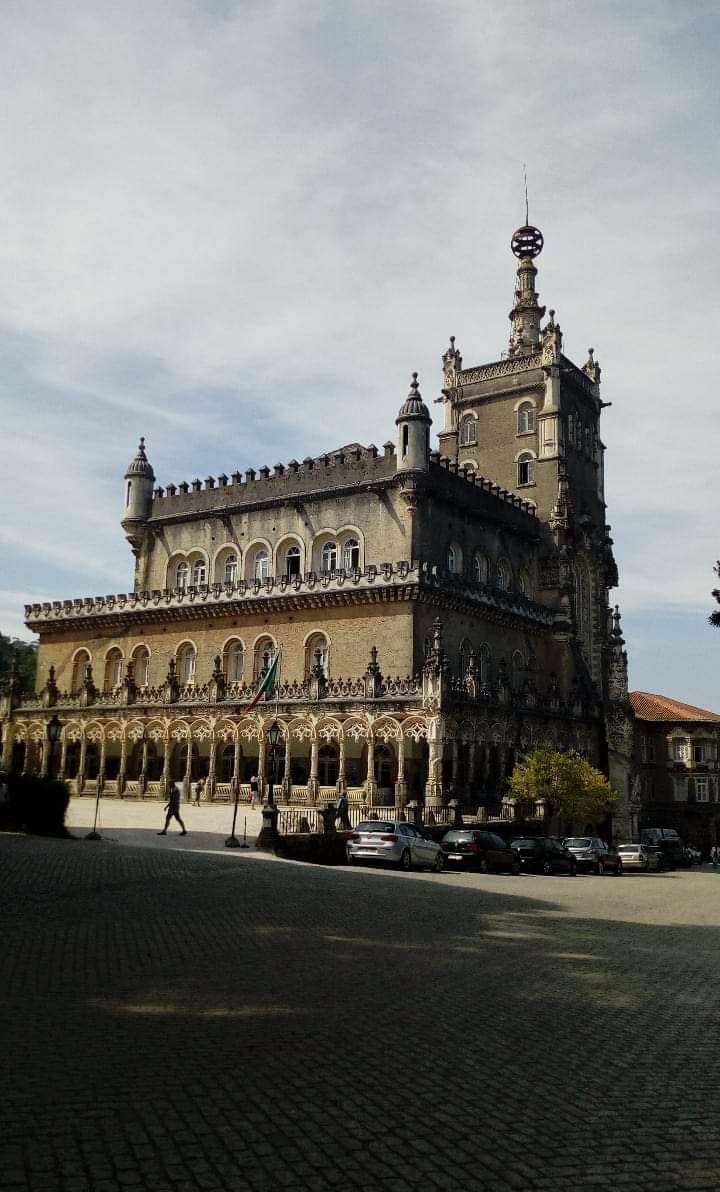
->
[508, 222, 546, 358]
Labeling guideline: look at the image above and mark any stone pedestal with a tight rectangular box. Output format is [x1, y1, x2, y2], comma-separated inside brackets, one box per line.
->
[255, 804, 280, 852]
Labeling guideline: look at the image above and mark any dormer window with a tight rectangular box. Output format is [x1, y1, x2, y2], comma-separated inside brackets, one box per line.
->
[459, 415, 477, 446]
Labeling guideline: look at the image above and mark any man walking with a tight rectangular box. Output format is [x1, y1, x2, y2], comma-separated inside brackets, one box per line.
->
[335, 791, 351, 830]
[158, 781, 187, 836]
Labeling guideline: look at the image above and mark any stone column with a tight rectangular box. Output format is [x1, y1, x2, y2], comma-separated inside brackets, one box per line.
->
[337, 737, 346, 794]
[232, 738, 241, 793]
[257, 733, 266, 798]
[207, 737, 216, 800]
[468, 740, 477, 792]
[141, 739, 149, 779]
[365, 737, 378, 803]
[183, 738, 193, 797]
[39, 737, 48, 777]
[451, 739, 459, 787]
[118, 735, 128, 794]
[395, 732, 407, 808]
[1, 722, 14, 770]
[98, 738, 107, 793]
[424, 721, 444, 808]
[59, 733, 68, 780]
[282, 731, 292, 797]
[21, 739, 31, 776]
[78, 737, 87, 792]
[159, 734, 170, 791]
[307, 737, 319, 802]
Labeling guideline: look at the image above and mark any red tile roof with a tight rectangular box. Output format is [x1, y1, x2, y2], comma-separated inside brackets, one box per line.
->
[630, 691, 720, 724]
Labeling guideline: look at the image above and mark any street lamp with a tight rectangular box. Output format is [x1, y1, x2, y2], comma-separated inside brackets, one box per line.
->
[46, 715, 62, 780]
[266, 719, 281, 807]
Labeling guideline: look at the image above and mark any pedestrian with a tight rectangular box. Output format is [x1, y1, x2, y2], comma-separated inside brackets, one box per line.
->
[192, 776, 204, 805]
[250, 773, 260, 806]
[158, 781, 187, 835]
[335, 791, 351, 830]
[711, 844, 719, 869]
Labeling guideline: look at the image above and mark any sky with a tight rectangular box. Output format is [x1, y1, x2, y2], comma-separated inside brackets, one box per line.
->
[0, 0, 718, 708]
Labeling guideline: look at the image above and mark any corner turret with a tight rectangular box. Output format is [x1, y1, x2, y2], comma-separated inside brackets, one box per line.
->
[395, 373, 431, 473]
[121, 438, 155, 556]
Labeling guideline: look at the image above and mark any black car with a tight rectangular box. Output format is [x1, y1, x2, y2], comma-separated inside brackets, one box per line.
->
[510, 836, 578, 876]
[441, 829, 521, 874]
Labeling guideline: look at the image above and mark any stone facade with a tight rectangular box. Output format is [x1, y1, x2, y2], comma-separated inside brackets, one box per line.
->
[0, 223, 633, 831]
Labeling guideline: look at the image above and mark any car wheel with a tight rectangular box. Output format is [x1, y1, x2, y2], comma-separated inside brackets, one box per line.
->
[615, 861, 623, 876]
[479, 858, 489, 874]
[399, 849, 412, 872]
[511, 860, 521, 876]
[432, 852, 444, 873]
[570, 862, 578, 876]
[596, 860, 604, 875]
[542, 860, 552, 876]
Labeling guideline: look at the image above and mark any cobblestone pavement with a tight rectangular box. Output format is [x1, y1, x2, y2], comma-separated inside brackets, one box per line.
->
[2, 835, 720, 1191]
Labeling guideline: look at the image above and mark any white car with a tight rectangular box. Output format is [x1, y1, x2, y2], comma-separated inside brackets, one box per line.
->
[347, 820, 444, 871]
[616, 843, 660, 871]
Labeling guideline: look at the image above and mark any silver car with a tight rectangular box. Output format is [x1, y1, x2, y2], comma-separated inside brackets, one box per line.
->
[616, 843, 660, 871]
[347, 820, 444, 872]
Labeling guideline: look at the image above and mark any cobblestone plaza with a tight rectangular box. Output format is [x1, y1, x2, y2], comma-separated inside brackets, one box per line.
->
[2, 832, 720, 1191]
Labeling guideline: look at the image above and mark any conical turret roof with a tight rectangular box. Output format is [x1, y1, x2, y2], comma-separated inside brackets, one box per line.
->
[397, 373, 430, 421]
[125, 437, 155, 480]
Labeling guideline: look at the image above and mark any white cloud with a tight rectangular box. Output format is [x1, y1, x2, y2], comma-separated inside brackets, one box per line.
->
[0, 0, 718, 698]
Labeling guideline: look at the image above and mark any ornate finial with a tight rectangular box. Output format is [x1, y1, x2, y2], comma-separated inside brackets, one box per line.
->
[410, 372, 419, 393]
[612, 605, 623, 639]
[511, 224, 544, 259]
[587, 347, 594, 361]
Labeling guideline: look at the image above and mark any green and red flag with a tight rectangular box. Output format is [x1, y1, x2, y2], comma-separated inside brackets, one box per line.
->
[246, 650, 281, 711]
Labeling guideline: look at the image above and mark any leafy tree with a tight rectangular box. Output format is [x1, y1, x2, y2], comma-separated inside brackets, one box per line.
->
[710, 561, 720, 628]
[0, 633, 38, 693]
[509, 745, 617, 825]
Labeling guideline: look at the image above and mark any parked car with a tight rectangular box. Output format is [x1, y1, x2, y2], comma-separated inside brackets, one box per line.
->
[510, 837, 577, 876]
[616, 843, 660, 871]
[441, 828, 521, 874]
[562, 836, 623, 875]
[347, 820, 444, 872]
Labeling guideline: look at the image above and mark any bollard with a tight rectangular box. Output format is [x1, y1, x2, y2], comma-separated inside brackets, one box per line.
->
[255, 803, 280, 851]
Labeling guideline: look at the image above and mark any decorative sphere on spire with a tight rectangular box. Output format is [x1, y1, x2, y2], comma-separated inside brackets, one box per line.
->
[511, 225, 544, 259]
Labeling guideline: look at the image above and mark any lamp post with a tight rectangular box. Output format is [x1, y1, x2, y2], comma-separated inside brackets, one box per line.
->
[266, 719, 281, 807]
[46, 715, 62, 781]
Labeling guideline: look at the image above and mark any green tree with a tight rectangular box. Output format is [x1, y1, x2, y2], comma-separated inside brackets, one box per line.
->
[710, 561, 720, 629]
[0, 633, 38, 693]
[510, 745, 617, 826]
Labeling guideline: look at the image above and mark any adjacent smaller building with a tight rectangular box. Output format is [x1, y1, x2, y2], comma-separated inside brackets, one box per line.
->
[631, 691, 720, 850]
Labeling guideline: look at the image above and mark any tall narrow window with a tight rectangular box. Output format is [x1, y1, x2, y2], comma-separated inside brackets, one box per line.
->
[253, 550, 270, 580]
[496, 559, 511, 590]
[176, 561, 189, 591]
[511, 650, 524, 692]
[342, 538, 360, 570]
[225, 640, 244, 682]
[71, 649, 91, 694]
[177, 644, 196, 684]
[459, 415, 477, 446]
[285, 545, 301, 576]
[191, 560, 207, 587]
[478, 643, 490, 684]
[402, 425, 409, 456]
[517, 453, 535, 485]
[321, 542, 337, 573]
[517, 403, 536, 434]
[104, 648, 123, 691]
[224, 554, 238, 585]
[133, 647, 150, 688]
[306, 633, 329, 677]
[473, 552, 489, 584]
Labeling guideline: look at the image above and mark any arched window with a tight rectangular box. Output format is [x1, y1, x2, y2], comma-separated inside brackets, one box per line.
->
[342, 538, 360, 570]
[517, 402, 536, 434]
[321, 542, 338, 573]
[253, 636, 275, 680]
[104, 648, 123, 692]
[306, 633, 329, 677]
[511, 650, 524, 692]
[132, 647, 150, 688]
[219, 743, 235, 782]
[318, 744, 339, 785]
[517, 453, 535, 486]
[447, 544, 462, 574]
[478, 643, 490, 684]
[473, 552, 489, 584]
[223, 554, 238, 585]
[176, 561, 189, 591]
[285, 545, 301, 577]
[224, 640, 244, 683]
[459, 639, 472, 679]
[177, 643, 196, 685]
[497, 559, 511, 591]
[518, 570, 531, 597]
[253, 550, 270, 581]
[374, 744, 395, 787]
[71, 649, 91, 694]
[459, 414, 477, 446]
[191, 559, 207, 587]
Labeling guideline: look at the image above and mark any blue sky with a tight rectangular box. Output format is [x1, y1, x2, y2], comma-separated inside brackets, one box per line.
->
[1, 0, 718, 708]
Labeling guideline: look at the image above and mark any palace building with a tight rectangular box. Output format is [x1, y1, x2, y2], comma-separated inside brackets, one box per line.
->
[0, 222, 635, 834]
